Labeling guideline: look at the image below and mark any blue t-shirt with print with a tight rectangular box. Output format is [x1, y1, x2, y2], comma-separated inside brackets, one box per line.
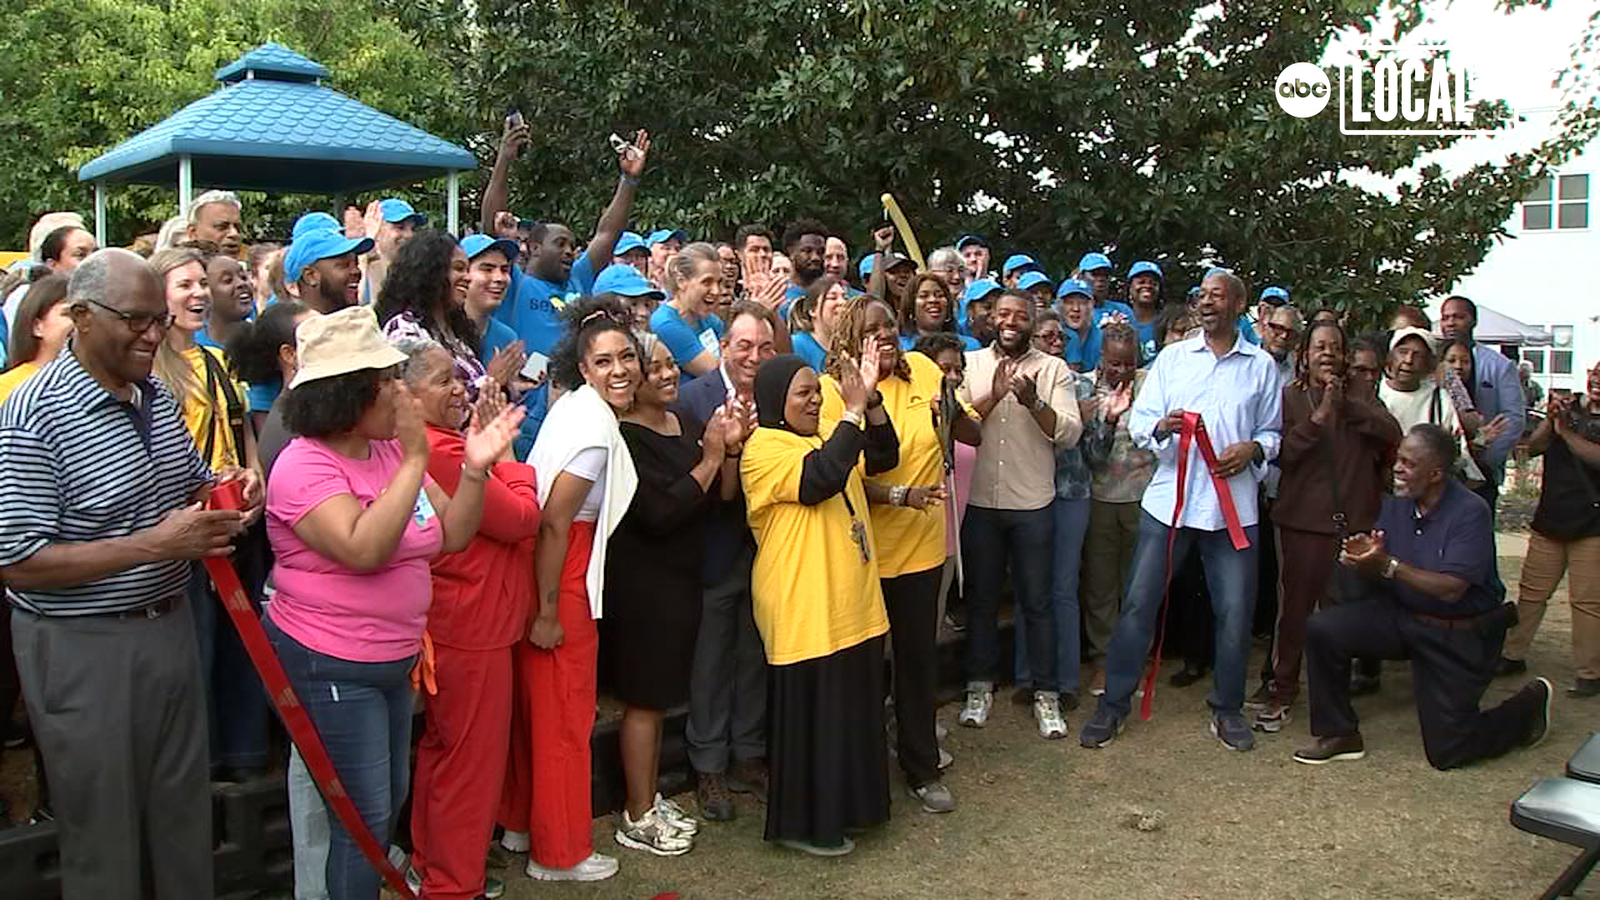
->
[495, 253, 599, 456]
[793, 331, 828, 371]
[651, 303, 725, 384]
[1063, 322, 1103, 372]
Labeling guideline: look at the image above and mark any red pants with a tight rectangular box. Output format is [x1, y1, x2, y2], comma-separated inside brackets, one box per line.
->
[1270, 526, 1341, 706]
[410, 643, 514, 899]
[499, 522, 598, 870]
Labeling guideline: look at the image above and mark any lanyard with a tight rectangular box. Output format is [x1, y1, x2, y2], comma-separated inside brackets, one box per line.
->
[1139, 411, 1251, 720]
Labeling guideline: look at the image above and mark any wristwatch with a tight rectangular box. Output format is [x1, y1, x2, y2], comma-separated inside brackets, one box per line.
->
[1381, 556, 1400, 580]
[1031, 395, 1047, 412]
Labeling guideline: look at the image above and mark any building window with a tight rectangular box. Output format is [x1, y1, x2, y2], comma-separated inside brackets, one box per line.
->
[1553, 350, 1574, 375]
[1525, 348, 1546, 374]
[1523, 174, 1589, 231]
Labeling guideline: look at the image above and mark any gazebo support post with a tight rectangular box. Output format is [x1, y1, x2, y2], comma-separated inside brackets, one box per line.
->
[447, 171, 460, 236]
[178, 155, 194, 220]
[93, 182, 107, 247]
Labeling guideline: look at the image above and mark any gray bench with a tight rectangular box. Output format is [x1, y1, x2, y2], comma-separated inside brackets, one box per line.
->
[1568, 732, 1600, 785]
[1511, 777, 1600, 899]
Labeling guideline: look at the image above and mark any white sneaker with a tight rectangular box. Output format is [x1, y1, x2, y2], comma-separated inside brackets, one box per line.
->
[499, 829, 530, 853]
[1034, 691, 1068, 739]
[654, 792, 700, 836]
[938, 747, 954, 770]
[614, 807, 693, 857]
[959, 686, 993, 728]
[527, 851, 620, 881]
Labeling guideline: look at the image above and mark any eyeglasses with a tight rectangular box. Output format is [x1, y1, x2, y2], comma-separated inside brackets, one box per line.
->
[87, 299, 174, 334]
[1037, 331, 1066, 344]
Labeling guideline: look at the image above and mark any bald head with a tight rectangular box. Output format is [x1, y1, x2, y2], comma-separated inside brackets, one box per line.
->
[68, 248, 157, 308]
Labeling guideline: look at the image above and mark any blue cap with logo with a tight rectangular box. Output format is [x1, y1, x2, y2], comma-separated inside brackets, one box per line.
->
[1017, 271, 1053, 292]
[1260, 286, 1290, 306]
[1077, 252, 1112, 272]
[378, 199, 427, 227]
[1057, 278, 1094, 299]
[460, 234, 519, 263]
[291, 212, 341, 241]
[615, 231, 648, 256]
[1128, 261, 1162, 281]
[647, 228, 688, 247]
[957, 234, 988, 251]
[593, 263, 665, 299]
[860, 252, 915, 279]
[1002, 254, 1041, 276]
[284, 229, 374, 284]
[1187, 285, 1202, 299]
[963, 278, 1004, 303]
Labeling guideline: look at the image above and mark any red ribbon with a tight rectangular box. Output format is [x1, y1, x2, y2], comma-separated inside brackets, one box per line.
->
[1139, 412, 1252, 720]
[205, 485, 416, 899]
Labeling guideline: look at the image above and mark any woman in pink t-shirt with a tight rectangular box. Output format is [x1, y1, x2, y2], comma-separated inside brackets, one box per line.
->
[262, 307, 521, 900]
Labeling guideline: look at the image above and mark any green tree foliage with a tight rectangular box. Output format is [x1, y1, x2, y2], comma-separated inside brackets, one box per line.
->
[475, 0, 1589, 324]
[0, 0, 478, 247]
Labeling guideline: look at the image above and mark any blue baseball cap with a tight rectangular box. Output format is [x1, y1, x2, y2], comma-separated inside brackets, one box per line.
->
[1128, 261, 1162, 281]
[378, 198, 427, 227]
[1056, 278, 1093, 299]
[647, 228, 688, 247]
[1002, 254, 1041, 277]
[1017, 271, 1053, 292]
[1260, 286, 1290, 306]
[460, 234, 519, 263]
[593, 263, 665, 299]
[1187, 285, 1202, 299]
[1077, 252, 1112, 272]
[284, 229, 374, 284]
[291, 212, 341, 241]
[859, 252, 915, 279]
[957, 234, 988, 251]
[963, 279, 1004, 304]
[615, 231, 648, 256]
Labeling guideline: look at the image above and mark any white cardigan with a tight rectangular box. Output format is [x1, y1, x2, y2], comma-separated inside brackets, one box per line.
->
[527, 385, 638, 618]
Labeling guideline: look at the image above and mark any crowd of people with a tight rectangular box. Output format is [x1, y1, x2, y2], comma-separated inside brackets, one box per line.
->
[0, 119, 1586, 900]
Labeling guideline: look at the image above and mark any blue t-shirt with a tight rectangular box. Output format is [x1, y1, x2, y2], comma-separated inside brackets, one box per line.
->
[247, 380, 282, 414]
[1094, 300, 1136, 326]
[1240, 315, 1260, 346]
[480, 317, 522, 360]
[194, 327, 222, 350]
[778, 284, 807, 323]
[897, 333, 978, 353]
[793, 331, 828, 371]
[494, 253, 599, 456]
[651, 303, 725, 384]
[1063, 323, 1103, 372]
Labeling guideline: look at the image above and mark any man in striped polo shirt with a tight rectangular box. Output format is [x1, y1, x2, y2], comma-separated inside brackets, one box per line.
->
[0, 249, 251, 898]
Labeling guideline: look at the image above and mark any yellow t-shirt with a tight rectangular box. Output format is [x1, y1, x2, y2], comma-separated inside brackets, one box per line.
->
[0, 362, 42, 406]
[741, 425, 889, 666]
[821, 351, 947, 579]
[175, 346, 247, 472]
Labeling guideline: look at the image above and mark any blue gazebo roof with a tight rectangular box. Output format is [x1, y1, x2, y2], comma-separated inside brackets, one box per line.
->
[78, 43, 475, 194]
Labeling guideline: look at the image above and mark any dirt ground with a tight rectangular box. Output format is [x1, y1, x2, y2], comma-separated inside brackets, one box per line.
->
[3, 534, 1593, 899]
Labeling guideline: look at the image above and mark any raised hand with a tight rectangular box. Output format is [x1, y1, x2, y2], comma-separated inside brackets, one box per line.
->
[702, 406, 731, 460]
[1312, 376, 1344, 425]
[857, 338, 882, 395]
[493, 211, 521, 240]
[752, 272, 787, 311]
[618, 129, 651, 179]
[1011, 372, 1040, 410]
[839, 353, 869, 414]
[1481, 413, 1513, 444]
[360, 200, 384, 242]
[487, 340, 528, 389]
[1104, 381, 1133, 422]
[500, 119, 531, 162]
[393, 383, 431, 462]
[990, 358, 1018, 404]
[463, 405, 526, 472]
[873, 225, 895, 252]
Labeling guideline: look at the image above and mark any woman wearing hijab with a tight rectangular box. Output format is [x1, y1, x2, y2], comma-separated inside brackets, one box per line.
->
[741, 348, 899, 856]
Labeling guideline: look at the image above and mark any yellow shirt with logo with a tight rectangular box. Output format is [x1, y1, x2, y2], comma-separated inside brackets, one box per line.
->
[175, 346, 247, 472]
[820, 351, 948, 579]
[0, 362, 42, 406]
[741, 425, 888, 666]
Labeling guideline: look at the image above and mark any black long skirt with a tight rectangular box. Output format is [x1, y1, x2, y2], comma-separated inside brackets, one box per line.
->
[764, 636, 892, 845]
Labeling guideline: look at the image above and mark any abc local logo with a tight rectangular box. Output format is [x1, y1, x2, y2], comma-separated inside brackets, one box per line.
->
[1275, 63, 1330, 118]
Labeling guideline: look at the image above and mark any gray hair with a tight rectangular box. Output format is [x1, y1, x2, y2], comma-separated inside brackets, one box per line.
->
[634, 329, 661, 362]
[189, 190, 242, 223]
[669, 242, 722, 293]
[928, 246, 963, 272]
[1407, 422, 1459, 472]
[1037, 308, 1063, 327]
[66, 248, 145, 306]
[154, 215, 188, 251]
[1202, 268, 1248, 306]
[392, 334, 446, 383]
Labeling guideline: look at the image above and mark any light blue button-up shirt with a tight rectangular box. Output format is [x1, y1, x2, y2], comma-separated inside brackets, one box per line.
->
[1471, 344, 1526, 482]
[1129, 332, 1283, 530]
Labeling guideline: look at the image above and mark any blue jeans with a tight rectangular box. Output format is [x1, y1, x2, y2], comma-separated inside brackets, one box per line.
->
[1099, 512, 1258, 718]
[962, 504, 1056, 691]
[265, 616, 415, 900]
[187, 561, 269, 771]
[1015, 497, 1091, 693]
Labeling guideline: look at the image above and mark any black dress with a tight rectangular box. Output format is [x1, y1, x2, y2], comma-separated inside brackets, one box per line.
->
[601, 414, 711, 710]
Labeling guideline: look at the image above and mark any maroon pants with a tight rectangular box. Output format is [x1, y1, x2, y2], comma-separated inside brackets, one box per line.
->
[1270, 526, 1342, 706]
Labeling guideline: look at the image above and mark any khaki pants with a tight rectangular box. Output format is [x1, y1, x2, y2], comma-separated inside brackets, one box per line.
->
[1504, 531, 1600, 680]
[1082, 499, 1142, 662]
